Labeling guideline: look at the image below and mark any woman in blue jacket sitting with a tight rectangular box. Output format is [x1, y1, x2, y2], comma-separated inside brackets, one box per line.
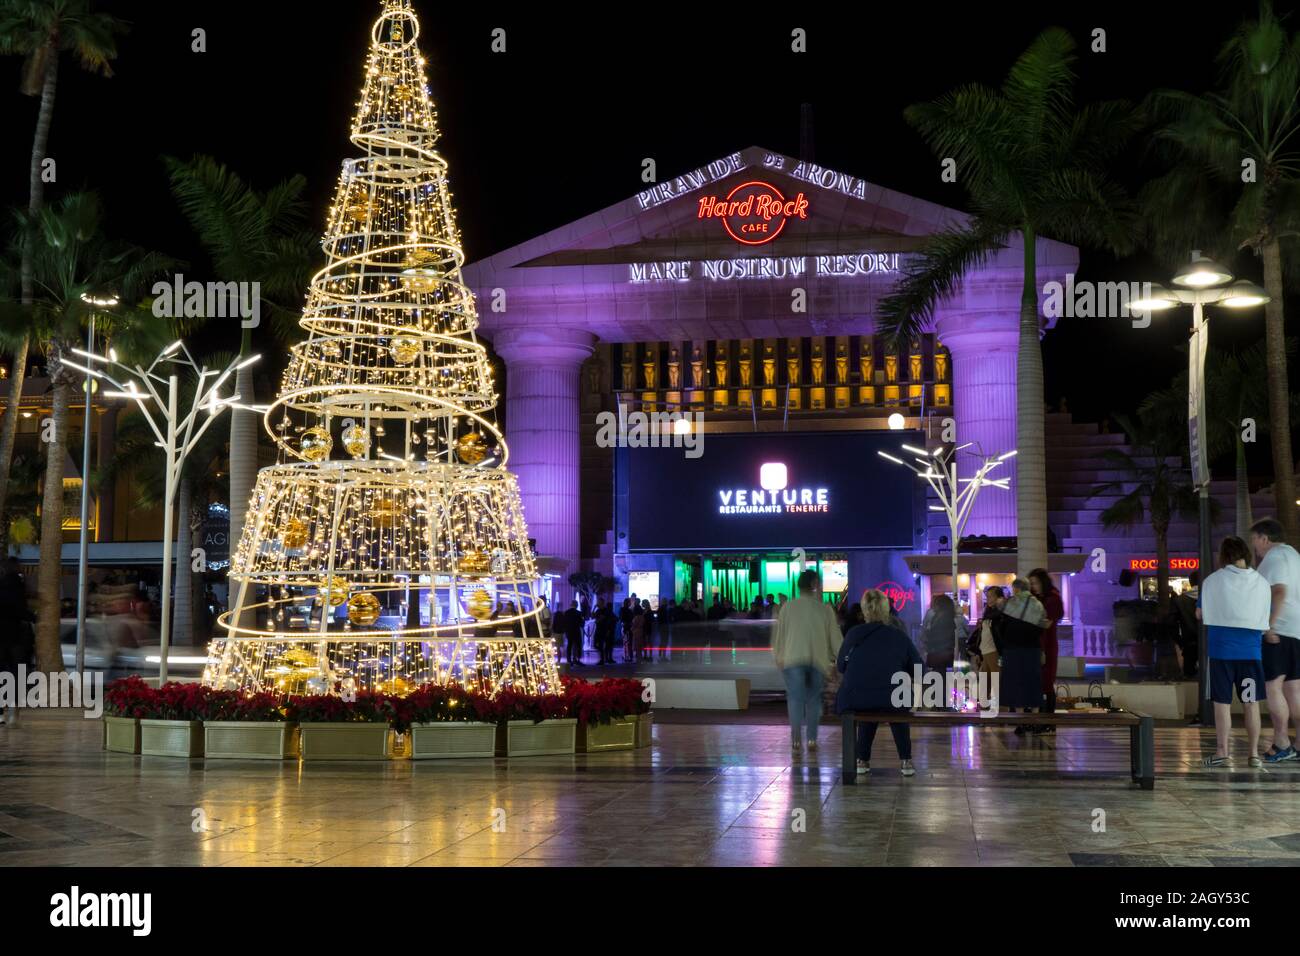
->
[837, 588, 923, 776]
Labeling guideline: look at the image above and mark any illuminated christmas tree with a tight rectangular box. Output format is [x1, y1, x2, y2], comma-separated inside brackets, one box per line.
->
[205, 0, 558, 697]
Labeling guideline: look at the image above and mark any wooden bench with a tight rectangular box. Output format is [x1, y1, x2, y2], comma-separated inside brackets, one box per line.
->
[840, 709, 1155, 790]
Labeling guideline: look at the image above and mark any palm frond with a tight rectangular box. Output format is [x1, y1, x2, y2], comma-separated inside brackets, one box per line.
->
[874, 219, 1010, 346]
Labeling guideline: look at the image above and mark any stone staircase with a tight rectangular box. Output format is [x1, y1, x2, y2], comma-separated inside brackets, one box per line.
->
[1044, 412, 1273, 659]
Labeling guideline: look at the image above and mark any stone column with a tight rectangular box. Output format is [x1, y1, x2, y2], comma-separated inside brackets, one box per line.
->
[934, 313, 1018, 538]
[492, 327, 596, 590]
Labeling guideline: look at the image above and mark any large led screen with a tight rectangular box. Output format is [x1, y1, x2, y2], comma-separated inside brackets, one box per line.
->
[615, 430, 921, 552]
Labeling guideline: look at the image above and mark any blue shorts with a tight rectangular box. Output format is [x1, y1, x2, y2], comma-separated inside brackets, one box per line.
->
[1210, 659, 1266, 705]
[1262, 637, 1300, 682]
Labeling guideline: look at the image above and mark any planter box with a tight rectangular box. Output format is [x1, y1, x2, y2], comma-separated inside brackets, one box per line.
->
[204, 721, 300, 760]
[103, 716, 140, 754]
[495, 718, 576, 757]
[635, 712, 653, 749]
[410, 722, 496, 759]
[576, 715, 637, 753]
[299, 722, 393, 760]
[140, 719, 204, 757]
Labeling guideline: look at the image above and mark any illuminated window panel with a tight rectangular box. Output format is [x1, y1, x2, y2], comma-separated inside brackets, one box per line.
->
[810, 387, 826, 410]
[858, 385, 876, 405]
[908, 384, 923, 406]
[884, 385, 900, 405]
[761, 388, 778, 409]
[935, 384, 952, 406]
[788, 387, 801, 409]
[834, 387, 849, 409]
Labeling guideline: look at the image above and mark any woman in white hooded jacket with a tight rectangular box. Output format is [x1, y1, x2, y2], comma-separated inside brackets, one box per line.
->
[1199, 536, 1271, 768]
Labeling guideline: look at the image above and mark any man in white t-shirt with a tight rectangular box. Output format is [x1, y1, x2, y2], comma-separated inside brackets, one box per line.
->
[1250, 519, 1300, 762]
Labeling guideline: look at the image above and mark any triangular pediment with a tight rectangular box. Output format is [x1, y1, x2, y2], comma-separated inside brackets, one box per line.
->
[464, 146, 970, 277]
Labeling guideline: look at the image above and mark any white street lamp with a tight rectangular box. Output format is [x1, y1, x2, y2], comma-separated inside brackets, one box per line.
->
[63, 341, 264, 684]
[879, 441, 1014, 663]
[1132, 250, 1270, 724]
[73, 291, 120, 675]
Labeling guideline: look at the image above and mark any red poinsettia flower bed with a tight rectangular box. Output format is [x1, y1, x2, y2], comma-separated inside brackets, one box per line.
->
[560, 676, 648, 725]
[105, 676, 234, 721]
[391, 683, 498, 733]
[103, 677, 651, 728]
[492, 686, 570, 725]
[288, 690, 399, 724]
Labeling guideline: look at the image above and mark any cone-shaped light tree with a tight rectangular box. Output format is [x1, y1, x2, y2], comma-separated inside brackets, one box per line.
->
[205, 0, 558, 698]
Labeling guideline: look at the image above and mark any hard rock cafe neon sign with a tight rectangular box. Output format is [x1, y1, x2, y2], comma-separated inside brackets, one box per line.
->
[875, 580, 916, 612]
[697, 180, 809, 246]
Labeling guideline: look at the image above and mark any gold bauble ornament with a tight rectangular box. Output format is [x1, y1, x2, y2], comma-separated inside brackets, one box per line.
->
[390, 336, 420, 365]
[281, 517, 309, 550]
[405, 247, 438, 267]
[457, 549, 491, 576]
[299, 427, 333, 462]
[391, 83, 413, 103]
[400, 268, 437, 293]
[347, 591, 381, 626]
[455, 432, 488, 465]
[341, 424, 370, 459]
[344, 199, 372, 224]
[314, 575, 348, 607]
[370, 499, 399, 529]
[320, 340, 342, 360]
[465, 588, 493, 621]
[375, 676, 412, 696]
[281, 647, 317, 668]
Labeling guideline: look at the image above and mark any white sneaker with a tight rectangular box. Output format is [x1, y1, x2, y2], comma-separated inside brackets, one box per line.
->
[856, 760, 869, 774]
[900, 759, 916, 777]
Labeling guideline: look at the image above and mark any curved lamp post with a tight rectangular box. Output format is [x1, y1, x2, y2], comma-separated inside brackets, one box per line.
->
[63, 342, 262, 684]
[1131, 251, 1270, 724]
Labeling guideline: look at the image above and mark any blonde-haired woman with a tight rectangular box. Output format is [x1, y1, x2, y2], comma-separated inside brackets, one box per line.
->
[836, 588, 922, 776]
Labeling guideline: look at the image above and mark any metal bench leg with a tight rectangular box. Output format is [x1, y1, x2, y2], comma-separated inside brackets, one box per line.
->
[842, 712, 856, 785]
[1137, 715, 1155, 790]
[1129, 724, 1140, 782]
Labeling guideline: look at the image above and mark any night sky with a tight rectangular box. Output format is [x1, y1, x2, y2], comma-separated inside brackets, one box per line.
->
[0, 0, 1281, 447]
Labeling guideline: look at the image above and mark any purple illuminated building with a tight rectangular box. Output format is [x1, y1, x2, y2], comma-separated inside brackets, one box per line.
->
[464, 146, 1251, 665]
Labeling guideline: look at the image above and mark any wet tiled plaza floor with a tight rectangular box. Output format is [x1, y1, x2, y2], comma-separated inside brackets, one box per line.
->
[1, 709, 1298, 867]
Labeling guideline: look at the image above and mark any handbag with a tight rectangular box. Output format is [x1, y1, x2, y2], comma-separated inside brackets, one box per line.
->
[1086, 681, 1115, 710]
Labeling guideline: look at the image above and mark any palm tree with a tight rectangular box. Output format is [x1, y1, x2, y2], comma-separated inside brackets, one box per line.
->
[163, 156, 314, 613]
[1147, 340, 1295, 537]
[0, 0, 128, 553]
[876, 29, 1139, 576]
[1143, 0, 1300, 540]
[1090, 407, 1204, 616]
[0, 192, 170, 672]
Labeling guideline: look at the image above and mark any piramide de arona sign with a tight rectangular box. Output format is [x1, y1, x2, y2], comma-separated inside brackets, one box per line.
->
[697, 180, 809, 246]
